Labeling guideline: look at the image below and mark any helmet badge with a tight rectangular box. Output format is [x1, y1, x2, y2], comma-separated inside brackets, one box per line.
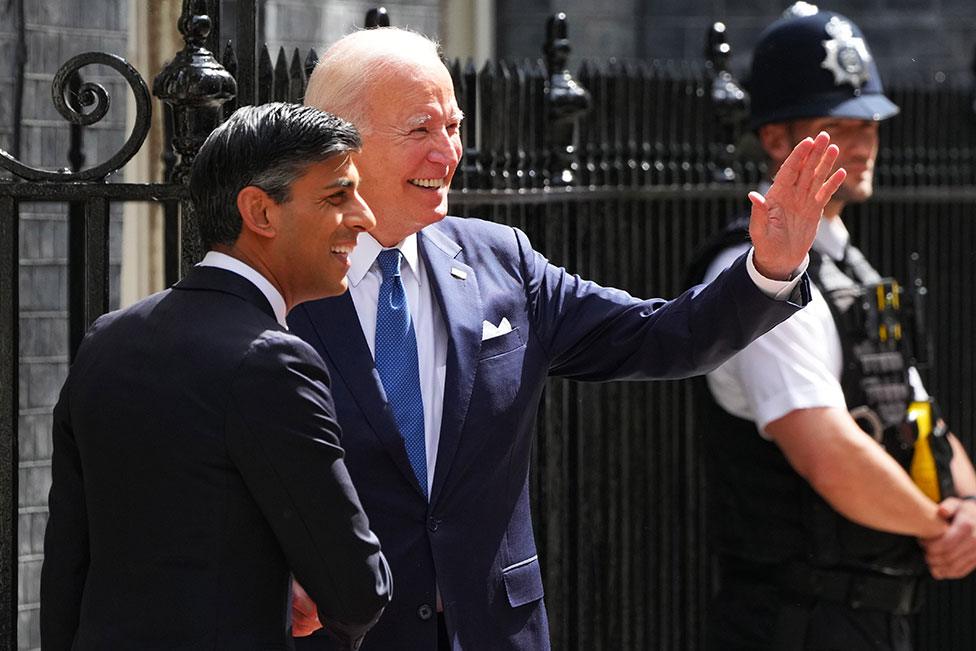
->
[820, 16, 872, 91]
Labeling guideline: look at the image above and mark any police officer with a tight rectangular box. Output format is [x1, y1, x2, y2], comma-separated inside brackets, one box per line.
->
[689, 4, 976, 649]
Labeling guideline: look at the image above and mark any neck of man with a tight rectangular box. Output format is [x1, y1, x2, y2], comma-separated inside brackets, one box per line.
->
[372, 222, 417, 249]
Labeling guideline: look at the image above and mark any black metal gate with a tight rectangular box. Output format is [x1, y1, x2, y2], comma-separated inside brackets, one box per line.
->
[2, 1, 976, 649]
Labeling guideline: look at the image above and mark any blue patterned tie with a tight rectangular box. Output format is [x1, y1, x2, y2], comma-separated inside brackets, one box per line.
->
[374, 249, 428, 497]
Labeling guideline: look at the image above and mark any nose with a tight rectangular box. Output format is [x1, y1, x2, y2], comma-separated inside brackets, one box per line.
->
[427, 129, 461, 167]
[344, 190, 376, 232]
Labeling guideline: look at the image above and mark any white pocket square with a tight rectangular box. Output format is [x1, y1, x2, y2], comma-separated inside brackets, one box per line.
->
[482, 317, 513, 340]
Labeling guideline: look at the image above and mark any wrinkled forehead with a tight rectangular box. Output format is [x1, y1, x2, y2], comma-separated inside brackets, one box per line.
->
[365, 61, 460, 119]
[391, 56, 455, 93]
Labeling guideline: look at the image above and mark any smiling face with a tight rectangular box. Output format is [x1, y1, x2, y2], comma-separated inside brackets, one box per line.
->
[353, 62, 463, 246]
[271, 155, 375, 304]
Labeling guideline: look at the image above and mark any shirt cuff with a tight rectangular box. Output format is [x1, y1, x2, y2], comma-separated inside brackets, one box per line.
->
[746, 248, 809, 301]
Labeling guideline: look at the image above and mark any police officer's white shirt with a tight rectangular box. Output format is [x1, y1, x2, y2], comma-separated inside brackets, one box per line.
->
[703, 215, 927, 439]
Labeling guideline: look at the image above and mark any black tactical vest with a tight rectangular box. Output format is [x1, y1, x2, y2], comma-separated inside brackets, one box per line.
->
[689, 222, 925, 577]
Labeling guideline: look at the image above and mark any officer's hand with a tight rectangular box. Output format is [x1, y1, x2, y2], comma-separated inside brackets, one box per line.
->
[920, 497, 976, 579]
[292, 578, 324, 637]
[749, 131, 846, 280]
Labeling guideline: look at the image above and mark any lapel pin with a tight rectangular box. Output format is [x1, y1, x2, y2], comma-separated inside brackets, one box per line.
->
[451, 267, 467, 280]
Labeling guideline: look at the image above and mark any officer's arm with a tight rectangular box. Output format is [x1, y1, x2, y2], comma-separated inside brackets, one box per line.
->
[767, 406, 947, 538]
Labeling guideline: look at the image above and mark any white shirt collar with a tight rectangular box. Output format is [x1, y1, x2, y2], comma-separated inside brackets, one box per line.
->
[812, 215, 850, 262]
[197, 251, 288, 329]
[347, 232, 420, 286]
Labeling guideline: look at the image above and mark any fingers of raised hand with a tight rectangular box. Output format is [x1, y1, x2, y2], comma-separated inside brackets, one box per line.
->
[795, 132, 832, 193]
[810, 141, 840, 192]
[747, 190, 766, 211]
[772, 136, 816, 188]
[815, 167, 847, 205]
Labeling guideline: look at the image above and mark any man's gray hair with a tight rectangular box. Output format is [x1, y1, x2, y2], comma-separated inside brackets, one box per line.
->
[304, 27, 445, 134]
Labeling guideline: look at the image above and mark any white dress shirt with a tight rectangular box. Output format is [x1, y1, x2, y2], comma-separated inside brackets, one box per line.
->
[346, 232, 448, 496]
[197, 251, 288, 329]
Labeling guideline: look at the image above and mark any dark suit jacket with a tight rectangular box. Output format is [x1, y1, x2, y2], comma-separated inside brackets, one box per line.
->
[41, 266, 391, 650]
[289, 217, 808, 650]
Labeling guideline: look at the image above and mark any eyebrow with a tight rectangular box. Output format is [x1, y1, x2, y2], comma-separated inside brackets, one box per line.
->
[405, 109, 465, 128]
[406, 114, 433, 128]
[324, 178, 355, 190]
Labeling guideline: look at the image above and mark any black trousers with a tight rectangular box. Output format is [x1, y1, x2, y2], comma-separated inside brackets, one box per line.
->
[708, 580, 912, 651]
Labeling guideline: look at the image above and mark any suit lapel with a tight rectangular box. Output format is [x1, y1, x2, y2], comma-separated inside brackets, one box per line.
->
[293, 294, 424, 495]
[420, 226, 482, 507]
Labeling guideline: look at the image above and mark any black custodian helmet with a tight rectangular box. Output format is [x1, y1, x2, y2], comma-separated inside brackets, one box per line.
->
[748, 3, 899, 130]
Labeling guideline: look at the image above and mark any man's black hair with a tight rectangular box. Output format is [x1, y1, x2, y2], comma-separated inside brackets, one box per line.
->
[190, 102, 362, 250]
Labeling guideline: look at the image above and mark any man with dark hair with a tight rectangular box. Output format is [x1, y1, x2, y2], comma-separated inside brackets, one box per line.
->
[689, 5, 976, 649]
[40, 102, 391, 650]
[291, 27, 846, 651]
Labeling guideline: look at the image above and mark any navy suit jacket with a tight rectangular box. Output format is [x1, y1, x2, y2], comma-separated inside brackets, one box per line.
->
[289, 217, 808, 650]
[41, 266, 391, 650]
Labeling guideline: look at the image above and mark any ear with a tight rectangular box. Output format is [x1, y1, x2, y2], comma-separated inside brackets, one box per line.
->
[236, 186, 278, 240]
[757, 123, 793, 168]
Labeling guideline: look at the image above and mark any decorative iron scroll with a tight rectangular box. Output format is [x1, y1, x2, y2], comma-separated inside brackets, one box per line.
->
[0, 52, 152, 182]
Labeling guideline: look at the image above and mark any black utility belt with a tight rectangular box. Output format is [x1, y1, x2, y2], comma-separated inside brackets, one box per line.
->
[776, 563, 925, 616]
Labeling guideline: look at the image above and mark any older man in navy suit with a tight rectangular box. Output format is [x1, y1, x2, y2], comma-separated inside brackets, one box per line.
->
[289, 28, 846, 651]
[41, 103, 391, 650]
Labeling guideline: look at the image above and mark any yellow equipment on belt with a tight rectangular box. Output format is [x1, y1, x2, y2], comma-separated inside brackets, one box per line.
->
[908, 399, 955, 502]
[908, 401, 939, 501]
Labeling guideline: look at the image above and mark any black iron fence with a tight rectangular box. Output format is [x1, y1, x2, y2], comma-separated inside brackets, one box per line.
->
[2, 1, 976, 649]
